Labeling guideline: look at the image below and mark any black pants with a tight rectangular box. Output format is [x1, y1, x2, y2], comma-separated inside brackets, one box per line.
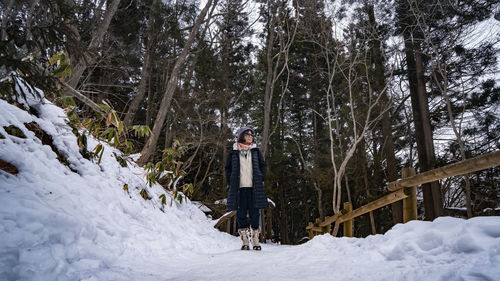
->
[237, 187, 260, 229]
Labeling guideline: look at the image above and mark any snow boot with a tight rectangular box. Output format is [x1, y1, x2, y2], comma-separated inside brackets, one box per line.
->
[251, 227, 261, 251]
[238, 228, 250, 250]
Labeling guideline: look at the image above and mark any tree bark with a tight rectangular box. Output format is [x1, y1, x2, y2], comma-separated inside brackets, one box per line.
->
[403, 33, 442, 220]
[64, 0, 122, 89]
[221, 107, 228, 187]
[146, 74, 154, 127]
[123, 0, 159, 127]
[312, 111, 325, 220]
[61, 81, 107, 116]
[261, 1, 298, 161]
[261, 2, 277, 159]
[434, 71, 473, 218]
[366, 4, 401, 224]
[137, 0, 215, 166]
[218, 1, 232, 190]
[278, 181, 289, 244]
[360, 138, 377, 234]
[293, 135, 324, 220]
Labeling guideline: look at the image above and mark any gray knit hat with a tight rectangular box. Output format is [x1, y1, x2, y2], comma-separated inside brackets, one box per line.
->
[237, 126, 254, 143]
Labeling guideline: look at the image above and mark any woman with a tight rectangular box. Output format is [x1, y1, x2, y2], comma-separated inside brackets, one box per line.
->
[225, 126, 268, 250]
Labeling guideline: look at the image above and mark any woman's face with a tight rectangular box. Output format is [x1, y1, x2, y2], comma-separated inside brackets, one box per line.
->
[244, 131, 253, 144]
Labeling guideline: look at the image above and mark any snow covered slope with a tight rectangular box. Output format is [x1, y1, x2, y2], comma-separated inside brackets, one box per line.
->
[1, 95, 499, 281]
[0, 95, 238, 280]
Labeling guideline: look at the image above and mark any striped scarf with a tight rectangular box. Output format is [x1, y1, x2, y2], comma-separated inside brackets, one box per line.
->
[238, 143, 251, 156]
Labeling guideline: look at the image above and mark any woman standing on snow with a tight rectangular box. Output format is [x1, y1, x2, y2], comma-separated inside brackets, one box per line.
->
[225, 126, 268, 250]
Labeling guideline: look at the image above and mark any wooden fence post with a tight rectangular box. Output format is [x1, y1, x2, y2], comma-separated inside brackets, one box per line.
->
[402, 167, 417, 223]
[343, 202, 353, 237]
[315, 218, 321, 236]
[323, 216, 331, 234]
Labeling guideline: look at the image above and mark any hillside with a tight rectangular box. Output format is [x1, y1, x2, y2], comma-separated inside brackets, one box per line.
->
[1, 94, 499, 281]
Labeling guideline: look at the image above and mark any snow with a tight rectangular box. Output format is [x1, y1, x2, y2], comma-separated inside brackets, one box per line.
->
[1, 94, 500, 281]
[192, 201, 212, 213]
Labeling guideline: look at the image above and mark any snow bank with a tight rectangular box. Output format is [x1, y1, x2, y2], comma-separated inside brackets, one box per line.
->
[0, 96, 238, 281]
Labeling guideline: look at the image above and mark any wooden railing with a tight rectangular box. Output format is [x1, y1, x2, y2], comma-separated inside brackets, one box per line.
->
[306, 150, 500, 239]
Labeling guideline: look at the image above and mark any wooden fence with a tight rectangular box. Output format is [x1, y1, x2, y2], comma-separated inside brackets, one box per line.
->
[306, 150, 500, 239]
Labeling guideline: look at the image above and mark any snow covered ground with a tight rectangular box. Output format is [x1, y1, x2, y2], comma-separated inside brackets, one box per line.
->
[1, 94, 499, 281]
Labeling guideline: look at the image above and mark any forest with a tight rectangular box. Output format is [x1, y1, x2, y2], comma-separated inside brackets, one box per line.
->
[1, 0, 499, 244]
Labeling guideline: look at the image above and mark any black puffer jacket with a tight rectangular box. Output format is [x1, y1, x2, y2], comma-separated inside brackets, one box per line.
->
[225, 146, 268, 211]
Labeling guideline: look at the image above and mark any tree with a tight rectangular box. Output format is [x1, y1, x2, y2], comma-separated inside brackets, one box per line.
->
[395, 0, 498, 219]
[396, 0, 443, 220]
[260, 0, 297, 159]
[137, 0, 216, 166]
[410, 0, 498, 218]
[122, 0, 161, 128]
[363, 2, 401, 225]
[63, 0, 122, 90]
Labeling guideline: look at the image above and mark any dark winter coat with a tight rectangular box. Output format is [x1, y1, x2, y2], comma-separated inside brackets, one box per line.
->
[225, 146, 268, 211]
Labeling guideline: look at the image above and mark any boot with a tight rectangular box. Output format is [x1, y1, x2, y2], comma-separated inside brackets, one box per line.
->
[238, 228, 250, 250]
[251, 227, 261, 251]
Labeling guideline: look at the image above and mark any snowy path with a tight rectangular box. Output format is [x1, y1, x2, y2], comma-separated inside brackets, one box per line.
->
[169, 244, 352, 281]
[89, 227, 500, 281]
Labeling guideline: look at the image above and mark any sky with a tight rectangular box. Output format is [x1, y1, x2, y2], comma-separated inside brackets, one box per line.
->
[1, 85, 499, 281]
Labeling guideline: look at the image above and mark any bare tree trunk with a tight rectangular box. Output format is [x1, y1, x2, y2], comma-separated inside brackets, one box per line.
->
[344, 174, 352, 203]
[261, 2, 277, 159]
[416, 47, 442, 219]
[312, 112, 326, 220]
[403, 33, 442, 220]
[366, 4, 401, 224]
[221, 106, 228, 187]
[293, 137, 324, 220]
[64, 0, 122, 89]
[360, 138, 377, 234]
[328, 48, 387, 214]
[123, 0, 159, 127]
[61, 81, 106, 116]
[137, 0, 215, 166]
[365, 181, 377, 235]
[447, 116, 473, 218]
[278, 182, 289, 244]
[415, 4, 474, 217]
[164, 114, 175, 149]
[313, 181, 324, 220]
[146, 75, 154, 127]
[382, 105, 402, 223]
[261, 1, 297, 159]
[218, 0, 231, 188]
[433, 71, 473, 218]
